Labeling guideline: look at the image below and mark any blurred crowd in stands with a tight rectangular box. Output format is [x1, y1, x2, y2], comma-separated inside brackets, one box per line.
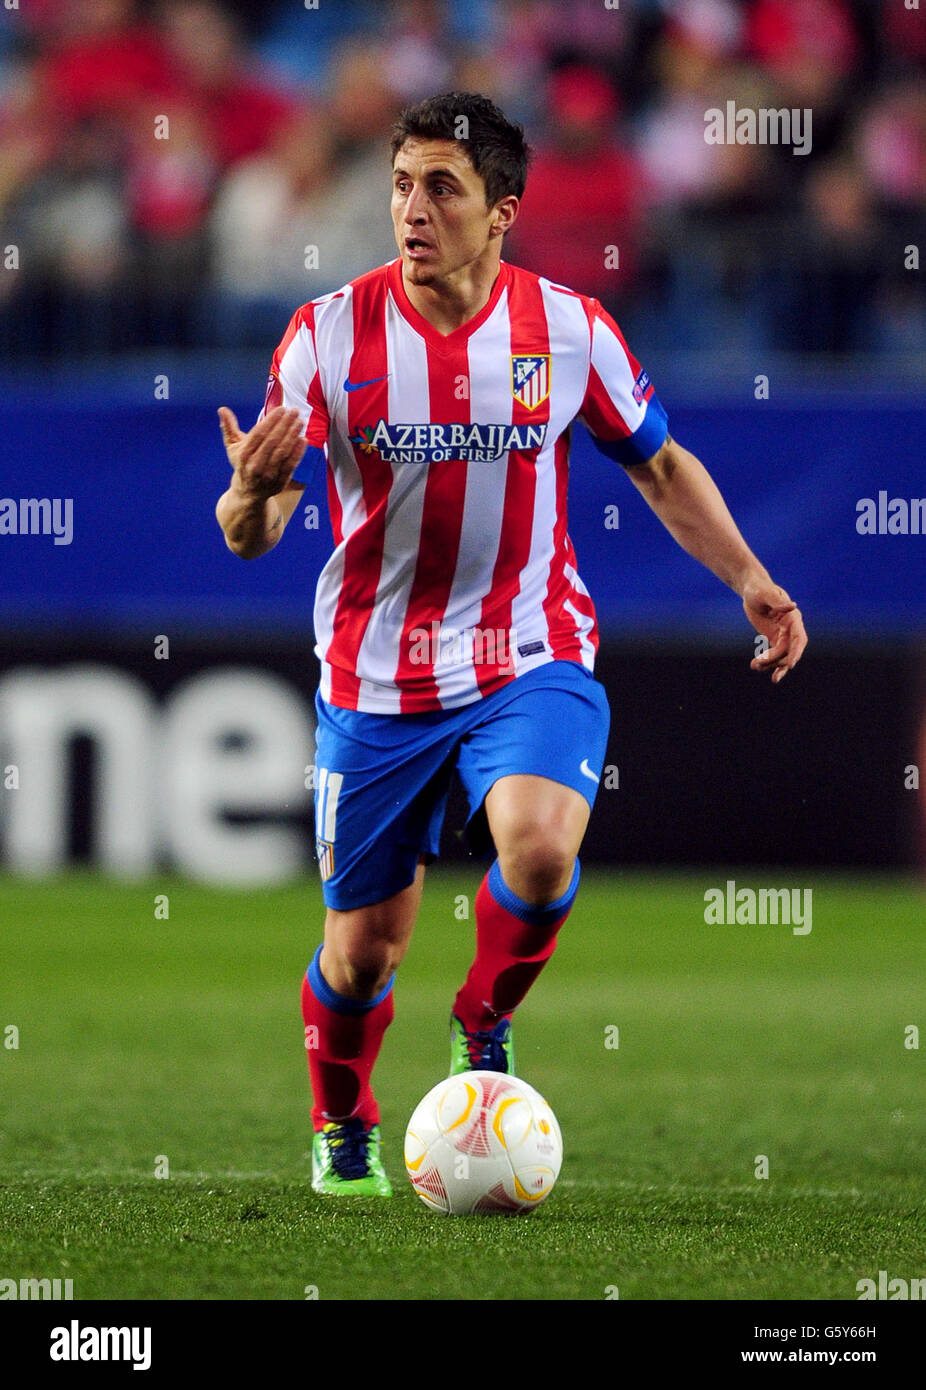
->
[0, 0, 923, 360]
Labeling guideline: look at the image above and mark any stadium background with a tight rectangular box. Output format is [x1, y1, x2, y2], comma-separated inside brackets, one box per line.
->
[0, 0, 924, 1310]
[1, 0, 924, 880]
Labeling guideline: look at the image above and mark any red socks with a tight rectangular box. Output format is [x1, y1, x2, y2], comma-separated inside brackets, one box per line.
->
[453, 859, 581, 1032]
[301, 947, 394, 1130]
[301, 861, 580, 1127]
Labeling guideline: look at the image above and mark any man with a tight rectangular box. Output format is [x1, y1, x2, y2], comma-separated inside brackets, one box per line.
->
[215, 92, 807, 1198]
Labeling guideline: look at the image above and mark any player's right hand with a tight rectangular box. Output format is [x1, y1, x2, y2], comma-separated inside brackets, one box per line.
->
[217, 405, 307, 500]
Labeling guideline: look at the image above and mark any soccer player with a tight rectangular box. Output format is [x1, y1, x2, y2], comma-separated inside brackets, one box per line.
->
[215, 93, 807, 1197]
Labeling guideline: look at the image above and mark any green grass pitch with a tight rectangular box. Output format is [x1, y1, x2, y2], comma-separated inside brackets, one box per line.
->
[1, 869, 923, 1301]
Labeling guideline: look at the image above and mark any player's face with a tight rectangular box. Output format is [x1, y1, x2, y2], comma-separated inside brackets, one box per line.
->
[391, 138, 512, 286]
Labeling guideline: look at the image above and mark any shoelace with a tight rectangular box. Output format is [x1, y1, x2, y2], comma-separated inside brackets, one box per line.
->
[465, 1021, 510, 1072]
[324, 1120, 373, 1179]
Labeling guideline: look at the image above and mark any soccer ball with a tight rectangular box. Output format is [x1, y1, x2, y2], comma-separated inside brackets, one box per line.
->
[404, 1070, 563, 1215]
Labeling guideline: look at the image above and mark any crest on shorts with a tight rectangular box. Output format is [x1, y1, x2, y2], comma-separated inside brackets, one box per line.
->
[511, 354, 551, 410]
[316, 839, 335, 882]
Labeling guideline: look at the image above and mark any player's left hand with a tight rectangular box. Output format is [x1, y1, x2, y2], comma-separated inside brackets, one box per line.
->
[743, 580, 807, 684]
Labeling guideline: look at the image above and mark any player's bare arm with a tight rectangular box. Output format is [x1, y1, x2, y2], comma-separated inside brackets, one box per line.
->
[626, 433, 808, 683]
[215, 404, 307, 559]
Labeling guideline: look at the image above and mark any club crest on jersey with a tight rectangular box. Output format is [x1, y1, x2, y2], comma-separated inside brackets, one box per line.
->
[511, 354, 551, 410]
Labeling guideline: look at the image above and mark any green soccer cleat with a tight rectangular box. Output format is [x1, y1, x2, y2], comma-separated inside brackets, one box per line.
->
[449, 1013, 516, 1076]
[311, 1120, 392, 1197]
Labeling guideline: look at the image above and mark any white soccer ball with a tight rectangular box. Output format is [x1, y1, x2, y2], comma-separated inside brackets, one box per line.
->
[404, 1070, 563, 1215]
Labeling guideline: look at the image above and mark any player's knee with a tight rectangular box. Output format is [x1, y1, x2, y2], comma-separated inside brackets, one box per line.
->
[323, 913, 409, 999]
[325, 946, 396, 1000]
[345, 934, 404, 993]
[498, 831, 576, 906]
[342, 959, 395, 999]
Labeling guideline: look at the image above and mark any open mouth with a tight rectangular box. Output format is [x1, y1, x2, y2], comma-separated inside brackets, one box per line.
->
[405, 238, 434, 255]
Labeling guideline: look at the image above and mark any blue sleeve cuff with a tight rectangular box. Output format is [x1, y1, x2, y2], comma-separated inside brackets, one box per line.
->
[294, 444, 326, 484]
[591, 395, 668, 468]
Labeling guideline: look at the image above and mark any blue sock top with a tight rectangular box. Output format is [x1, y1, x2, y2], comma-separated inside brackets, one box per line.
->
[487, 858, 580, 928]
[306, 944, 394, 1015]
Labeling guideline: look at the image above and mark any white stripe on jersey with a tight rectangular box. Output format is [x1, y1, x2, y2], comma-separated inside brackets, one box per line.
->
[508, 282, 590, 659]
[354, 294, 431, 710]
[589, 311, 648, 433]
[309, 299, 361, 703]
[273, 320, 318, 422]
[315, 294, 368, 544]
[430, 289, 516, 706]
[563, 560, 598, 665]
[307, 287, 396, 707]
[563, 598, 597, 667]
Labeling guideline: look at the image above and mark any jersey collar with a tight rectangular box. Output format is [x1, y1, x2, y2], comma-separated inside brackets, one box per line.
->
[387, 258, 510, 353]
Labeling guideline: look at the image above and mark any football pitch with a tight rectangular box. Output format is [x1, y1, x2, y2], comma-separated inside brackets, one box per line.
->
[1, 869, 923, 1302]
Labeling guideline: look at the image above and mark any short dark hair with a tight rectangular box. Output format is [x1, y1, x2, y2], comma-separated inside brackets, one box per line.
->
[390, 91, 531, 206]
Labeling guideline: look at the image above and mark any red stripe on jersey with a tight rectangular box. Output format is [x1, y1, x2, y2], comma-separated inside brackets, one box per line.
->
[474, 273, 550, 693]
[264, 302, 330, 448]
[392, 333, 472, 710]
[566, 576, 596, 623]
[306, 365, 328, 446]
[325, 274, 393, 709]
[274, 306, 303, 365]
[260, 309, 302, 421]
[542, 431, 586, 662]
[299, 305, 330, 448]
[326, 464, 343, 548]
[580, 361, 632, 445]
[563, 533, 599, 648]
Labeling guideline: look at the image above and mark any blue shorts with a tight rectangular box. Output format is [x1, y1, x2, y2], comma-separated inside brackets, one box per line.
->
[313, 660, 610, 910]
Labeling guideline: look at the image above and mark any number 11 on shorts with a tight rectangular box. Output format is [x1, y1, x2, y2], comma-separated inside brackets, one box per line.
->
[315, 768, 343, 882]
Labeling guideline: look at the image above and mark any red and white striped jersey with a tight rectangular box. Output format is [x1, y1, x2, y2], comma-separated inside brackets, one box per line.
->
[260, 257, 668, 713]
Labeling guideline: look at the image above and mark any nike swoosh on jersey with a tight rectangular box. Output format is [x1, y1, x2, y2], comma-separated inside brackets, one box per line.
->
[343, 374, 390, 392]
[579, 759, 600, 784]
